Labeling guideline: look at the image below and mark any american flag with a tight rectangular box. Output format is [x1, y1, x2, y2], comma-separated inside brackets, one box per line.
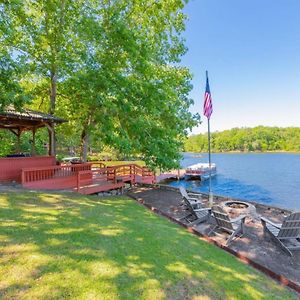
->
[203, 73, 213, 119]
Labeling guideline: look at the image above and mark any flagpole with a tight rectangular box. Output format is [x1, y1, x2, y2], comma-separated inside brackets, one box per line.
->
[206, 70, 213, 206]
[207, 115, 213, 206]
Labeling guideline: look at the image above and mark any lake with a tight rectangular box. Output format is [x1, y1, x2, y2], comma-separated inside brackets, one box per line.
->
[167, 152, 300, 211]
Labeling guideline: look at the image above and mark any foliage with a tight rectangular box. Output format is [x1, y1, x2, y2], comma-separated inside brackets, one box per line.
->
[0, 129, 48, 156]
[0, 52, 31, 110]
[184, 126, 300, 152]
[0, 191, 296, 299]
[0, 0, 84, 110]
[60, 0, 199, 169]
[0, 131, 14, 156]
[1, 0, 199, 169]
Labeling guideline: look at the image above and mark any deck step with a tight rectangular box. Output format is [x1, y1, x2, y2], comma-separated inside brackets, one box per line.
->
[77, 181, 125, 195]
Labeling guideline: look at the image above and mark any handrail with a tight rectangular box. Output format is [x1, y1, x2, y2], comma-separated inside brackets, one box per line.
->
[22, 163, 92, 172]
[76, 164, 155, 191]
[91, 162, 106, 169]
[22, 162, 155, 189]
[22, 163, 92, 184]
[77, 168, 109, 192]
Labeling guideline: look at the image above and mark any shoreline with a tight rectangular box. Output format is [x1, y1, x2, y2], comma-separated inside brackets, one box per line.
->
[128, 184, 300, 293]
[184, 150, 300, 154]
[153, 183, 294, 214]
[162, 178, 298, 212]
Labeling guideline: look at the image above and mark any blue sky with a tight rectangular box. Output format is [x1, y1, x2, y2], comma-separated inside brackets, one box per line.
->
[182, 0, 300, 134]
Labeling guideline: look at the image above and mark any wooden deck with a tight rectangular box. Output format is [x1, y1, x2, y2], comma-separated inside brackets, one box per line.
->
[21, 163, 155, 195]
[77, 180, 125, 195]
[19, 162, 186, 195]
[22, 163, 92, 190]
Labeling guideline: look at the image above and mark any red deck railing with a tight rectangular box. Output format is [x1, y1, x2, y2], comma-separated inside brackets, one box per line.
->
[21, 163, 155, 192]
[91, 162, 106, 169]
[22, 163, 92, 189]
[76, 164, 155, 192]
[77, 168, 111, 192]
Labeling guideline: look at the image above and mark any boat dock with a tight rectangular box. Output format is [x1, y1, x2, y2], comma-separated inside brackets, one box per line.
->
[156, 165, 218, 183]
[156, 169, 186, 182]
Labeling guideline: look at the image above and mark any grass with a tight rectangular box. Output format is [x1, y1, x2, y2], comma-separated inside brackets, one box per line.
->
[0, 191, 296, 300]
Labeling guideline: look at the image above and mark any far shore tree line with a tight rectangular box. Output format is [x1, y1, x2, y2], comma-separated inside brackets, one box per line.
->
[184, 126, 300, 153]
[0, 0, 199, 170]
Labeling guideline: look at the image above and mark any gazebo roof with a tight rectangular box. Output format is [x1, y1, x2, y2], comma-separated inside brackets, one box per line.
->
[0, 106, 67, 131]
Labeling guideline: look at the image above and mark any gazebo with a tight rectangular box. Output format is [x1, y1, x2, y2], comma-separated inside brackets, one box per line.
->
[0, 107, 155, 193]
[0, 106, 66, 182]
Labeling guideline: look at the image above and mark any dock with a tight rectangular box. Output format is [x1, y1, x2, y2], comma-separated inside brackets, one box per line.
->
[156, 169, 185, 182]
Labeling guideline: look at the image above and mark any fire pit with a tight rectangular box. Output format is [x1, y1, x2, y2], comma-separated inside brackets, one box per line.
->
[220, 200, 256, 219]
[225, 201, 249, 209]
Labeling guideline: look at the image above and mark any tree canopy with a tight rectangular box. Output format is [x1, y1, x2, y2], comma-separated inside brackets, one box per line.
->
[184, 126, 300, 153]
[0, 0, 199, 170]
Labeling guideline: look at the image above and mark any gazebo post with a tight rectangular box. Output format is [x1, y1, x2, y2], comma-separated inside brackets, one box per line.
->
[16, 128, 22, 153]
[8, 128, 22, 154]
[31, 128, 36, 156]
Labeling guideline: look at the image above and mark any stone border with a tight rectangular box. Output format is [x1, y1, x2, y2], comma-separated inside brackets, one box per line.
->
[128, 185, 300, 294]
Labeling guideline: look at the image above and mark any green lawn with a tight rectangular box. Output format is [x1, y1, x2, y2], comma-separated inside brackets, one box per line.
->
[0, 191, 296, 299]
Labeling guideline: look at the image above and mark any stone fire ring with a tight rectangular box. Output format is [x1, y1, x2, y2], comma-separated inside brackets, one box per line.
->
[219, 200, 257, 218]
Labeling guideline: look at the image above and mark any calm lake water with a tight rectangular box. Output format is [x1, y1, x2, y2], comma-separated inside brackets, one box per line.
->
[168, 152, 300, 211]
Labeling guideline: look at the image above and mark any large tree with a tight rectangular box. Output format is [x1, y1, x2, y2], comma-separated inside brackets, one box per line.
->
[64, 0, 199, 169]
[1, 0, 85, 154]
[1, 0, 199, 170]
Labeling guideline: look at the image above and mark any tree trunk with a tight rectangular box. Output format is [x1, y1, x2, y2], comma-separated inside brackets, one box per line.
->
[80, 127, 89, 163]
[80, 115, 93, 162]
[46, 123, 55, 156]
[49, 70, 57, 156]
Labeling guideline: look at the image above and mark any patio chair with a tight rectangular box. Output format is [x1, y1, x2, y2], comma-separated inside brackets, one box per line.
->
[179, 186, 203, 209]
[261, 212, 300, 256]
[209, 205, 246, 245]
[180, 197, 211, 226]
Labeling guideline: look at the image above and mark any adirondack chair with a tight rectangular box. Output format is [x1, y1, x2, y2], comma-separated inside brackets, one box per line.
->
[180, 197, 211, 226]
[209, 205, 246, 245]
[261, 212, 300, 256]
[179, 186, 203, 209]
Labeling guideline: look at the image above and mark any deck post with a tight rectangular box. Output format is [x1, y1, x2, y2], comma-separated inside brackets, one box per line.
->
[21, 169, 25, 185]
[132, 165, 136, 185]
[77, 171, 80, 192]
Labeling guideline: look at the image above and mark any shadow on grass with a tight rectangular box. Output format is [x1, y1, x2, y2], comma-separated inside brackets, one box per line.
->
[0, 191, 296, 299]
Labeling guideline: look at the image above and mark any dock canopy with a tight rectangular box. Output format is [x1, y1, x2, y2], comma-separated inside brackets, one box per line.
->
[0, 106, 67, 156]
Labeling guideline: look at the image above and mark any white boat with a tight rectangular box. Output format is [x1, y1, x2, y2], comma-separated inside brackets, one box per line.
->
[185, 163, 217, 181]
